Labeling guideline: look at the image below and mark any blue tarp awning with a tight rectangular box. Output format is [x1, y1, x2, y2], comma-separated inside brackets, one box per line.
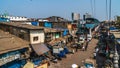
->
[109, 27, 117, 30]
[63, 29, 68, 36]
[8, 63, 21, 68]
[85, 24, 95, 29]
[31, 22, 39, 26]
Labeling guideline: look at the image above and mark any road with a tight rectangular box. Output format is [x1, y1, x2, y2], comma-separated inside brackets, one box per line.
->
[49, 38, 98, 68]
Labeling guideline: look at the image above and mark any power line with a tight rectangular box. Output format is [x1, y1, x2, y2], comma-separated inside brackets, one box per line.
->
[109, 0, 111, 21]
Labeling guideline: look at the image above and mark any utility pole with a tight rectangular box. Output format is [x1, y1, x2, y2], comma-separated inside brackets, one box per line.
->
[106, 0, 108, 21]
[109, 0, 111, 27]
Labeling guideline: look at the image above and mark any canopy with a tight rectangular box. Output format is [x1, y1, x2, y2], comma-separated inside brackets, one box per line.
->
[31, 43, 49, 55]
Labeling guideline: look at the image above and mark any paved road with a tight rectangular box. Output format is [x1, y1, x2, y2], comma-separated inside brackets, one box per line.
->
[49, 38, 98, 68]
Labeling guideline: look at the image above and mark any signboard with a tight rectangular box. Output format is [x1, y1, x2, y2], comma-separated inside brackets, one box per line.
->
[36, 63, 48, 68]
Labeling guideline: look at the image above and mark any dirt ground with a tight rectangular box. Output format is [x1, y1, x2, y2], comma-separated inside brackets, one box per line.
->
[49, 38, 98, 68]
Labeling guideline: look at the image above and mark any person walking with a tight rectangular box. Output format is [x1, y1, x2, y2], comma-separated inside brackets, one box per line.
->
[85, 39, 89, 51]
[82, 46, 85, 51]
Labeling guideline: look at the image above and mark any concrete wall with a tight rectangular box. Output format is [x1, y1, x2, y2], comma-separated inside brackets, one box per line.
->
[30, 30, 44, 44]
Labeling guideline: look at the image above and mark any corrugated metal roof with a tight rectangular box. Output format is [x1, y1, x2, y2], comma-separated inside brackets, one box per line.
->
[31, 43, 49, 55]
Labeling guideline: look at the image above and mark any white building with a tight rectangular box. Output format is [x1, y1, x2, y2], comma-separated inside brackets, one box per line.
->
[30, 30, 45, 44]
[8, 16, 28, 21]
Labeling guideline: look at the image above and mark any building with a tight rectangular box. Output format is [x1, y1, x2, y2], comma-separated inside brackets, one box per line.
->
[39, 21, 71, 29]
[0, 23, 49, 55]
[83, 13, 92, 20]
[0, 17, 10, 22]
[8, 16, 28, 22]
[0, 22, 50, 67]
[47, 16, 68, 22]
[0, 14, 28, 22]
[0, 29, 29, 68]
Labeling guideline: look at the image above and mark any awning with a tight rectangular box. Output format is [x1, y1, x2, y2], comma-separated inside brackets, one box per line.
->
[31, 43, 49, 55]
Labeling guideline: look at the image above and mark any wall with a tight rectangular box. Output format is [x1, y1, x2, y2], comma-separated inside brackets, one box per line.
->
[30, 30, 44, 44]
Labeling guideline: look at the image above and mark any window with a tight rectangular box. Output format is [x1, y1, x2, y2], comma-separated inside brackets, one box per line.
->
[33, 36, 38, 41]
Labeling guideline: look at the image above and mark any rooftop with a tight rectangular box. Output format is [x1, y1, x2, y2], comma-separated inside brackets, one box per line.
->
[0, 22, 43, 30]
[44, 28, 64, 33]
[0, 29, 29, 54]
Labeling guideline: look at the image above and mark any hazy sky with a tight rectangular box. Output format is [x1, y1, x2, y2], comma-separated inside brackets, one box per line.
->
[0, 0, 120, 21]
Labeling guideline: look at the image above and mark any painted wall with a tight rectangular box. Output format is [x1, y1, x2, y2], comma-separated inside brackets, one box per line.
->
[30, 30, 44, 44]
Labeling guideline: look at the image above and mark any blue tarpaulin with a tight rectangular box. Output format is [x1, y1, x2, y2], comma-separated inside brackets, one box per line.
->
[31, 22, 39, 26]
[8, 63, 21, 68]
[0, 17, 10, 22]
[109, 27, 117, 30]
[85, 24, 95, 29]
[63, 29, 68, 36]
[33, 59, 42, 65]
[44, 22, 52, 28]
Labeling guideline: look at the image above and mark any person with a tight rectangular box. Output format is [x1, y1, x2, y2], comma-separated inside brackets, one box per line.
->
[75, 44, 78, 52]
[82, 46, 85, 51]
[93, 52, 96, 59]
[85, 40, 89, 51]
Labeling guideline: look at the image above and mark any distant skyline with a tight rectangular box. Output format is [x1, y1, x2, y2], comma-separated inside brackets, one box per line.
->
[0, 0, 120, 21]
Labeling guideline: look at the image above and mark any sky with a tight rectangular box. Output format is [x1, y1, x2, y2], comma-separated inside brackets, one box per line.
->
[0, 0, 120, 21]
